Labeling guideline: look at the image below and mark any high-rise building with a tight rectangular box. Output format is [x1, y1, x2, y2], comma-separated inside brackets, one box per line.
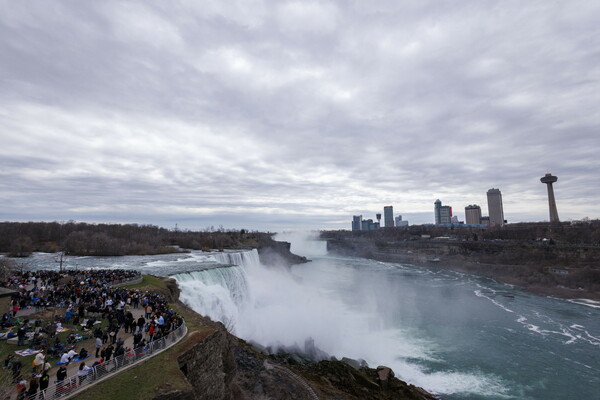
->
[487, 188, 505, 227]
[465, 205, 482, 225]
[434, 199, 452, 224]
[352, 215, 363, 231]
[361, 219, 377, 231]
[384, 206, 394, 228]
[395, 215, 409, 227]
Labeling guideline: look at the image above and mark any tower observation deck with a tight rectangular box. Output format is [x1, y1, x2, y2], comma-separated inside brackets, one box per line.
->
[540, 173, 559, 223]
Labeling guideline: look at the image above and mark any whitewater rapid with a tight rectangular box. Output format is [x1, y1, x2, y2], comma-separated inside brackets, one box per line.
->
[171, 237, 600, 400]
[172, 248, 505, 398]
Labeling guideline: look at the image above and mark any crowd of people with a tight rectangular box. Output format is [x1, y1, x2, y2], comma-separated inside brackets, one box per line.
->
[2, 268, 185, 399]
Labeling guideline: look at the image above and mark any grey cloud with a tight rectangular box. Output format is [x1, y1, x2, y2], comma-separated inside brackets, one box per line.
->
[1, 0, 599, 230]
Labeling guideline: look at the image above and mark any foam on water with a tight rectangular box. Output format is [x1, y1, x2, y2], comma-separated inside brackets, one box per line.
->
[474, 287, 515, 314]
[172, 246, 511, 398]
[568, 298, 600, 309]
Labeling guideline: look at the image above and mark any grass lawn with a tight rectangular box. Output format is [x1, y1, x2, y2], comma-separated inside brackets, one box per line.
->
[121, 275, 167, 291]
[73, 342, 193, 400]
[0, 300, 110, 379]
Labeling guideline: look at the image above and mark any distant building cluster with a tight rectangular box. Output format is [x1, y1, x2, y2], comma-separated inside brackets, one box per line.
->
[352, 215, 380, 231]
[349, 173, 561, 230]
[436, 188, 506, 227]
[351, 205, 409, 231]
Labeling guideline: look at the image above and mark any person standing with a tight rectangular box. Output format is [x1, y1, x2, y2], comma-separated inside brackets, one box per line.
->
[34, 351, 45, 374]
[56, 365, 67, 395]
[137, 315, 145, 334]
[95, 336, 102, 358]
[77, 362, 91, 385]
[27, 375, 39, 398]
[104, 344, 114, 362]
[39, 370, 50, 398]
[148, 322, 155, 342]
[17, 325, 26, 346]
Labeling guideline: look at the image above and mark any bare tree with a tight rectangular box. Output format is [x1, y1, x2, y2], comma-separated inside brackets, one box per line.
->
[0, 257, 16, 284]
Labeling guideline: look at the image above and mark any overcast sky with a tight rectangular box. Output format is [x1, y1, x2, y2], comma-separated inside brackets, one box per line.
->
[1, 1, 599, 231]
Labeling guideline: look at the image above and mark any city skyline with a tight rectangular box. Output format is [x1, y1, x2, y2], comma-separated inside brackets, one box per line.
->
[1, 1, 599, 231]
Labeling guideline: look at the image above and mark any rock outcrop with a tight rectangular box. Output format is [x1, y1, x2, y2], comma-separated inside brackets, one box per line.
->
[174, 322, 437, 400]
[257, 240, 309, 268]
[177, 328, 238, 400]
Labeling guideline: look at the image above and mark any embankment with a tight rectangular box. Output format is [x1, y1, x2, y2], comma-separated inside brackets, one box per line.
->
[325, 236, 600, 300]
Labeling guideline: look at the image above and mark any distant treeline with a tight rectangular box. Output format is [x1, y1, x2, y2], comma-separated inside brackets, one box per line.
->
[322, 219, 600, 245]
[0, 221, 273, 257]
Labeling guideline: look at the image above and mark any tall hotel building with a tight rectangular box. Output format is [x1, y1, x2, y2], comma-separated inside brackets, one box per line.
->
[465, 204, 482, 225]
[383, 206, 394, 227]
[434, 200, 452, 224]
[352, 215, 363, 231]
[487, 188, 505, 227]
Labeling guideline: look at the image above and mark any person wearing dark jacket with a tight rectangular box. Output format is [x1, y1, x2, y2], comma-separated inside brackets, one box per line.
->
[39, 371, 50, 394]
[27, 376, 39, 398]
[78, 348, 88, 359]
[17, 326, 26, 346]
[56, 364, 68, 395]
[104, 345, 114, 361]
[137, 316, 145, 334]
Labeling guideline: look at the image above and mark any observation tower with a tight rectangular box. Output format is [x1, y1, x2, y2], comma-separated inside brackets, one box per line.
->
[540, 173, 559, 223]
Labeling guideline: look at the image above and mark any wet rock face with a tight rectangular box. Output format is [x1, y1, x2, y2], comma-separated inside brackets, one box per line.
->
[257, 240, 308, 268]
[376, 366, 394, 389]
[286, 360, 438, 400]
[234, 343, 317, 400]
[176, 328, 317, 400]
[177, 329, 237, 400]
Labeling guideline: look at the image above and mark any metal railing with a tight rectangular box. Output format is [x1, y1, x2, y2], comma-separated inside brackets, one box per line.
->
[26, 322, 187, 400]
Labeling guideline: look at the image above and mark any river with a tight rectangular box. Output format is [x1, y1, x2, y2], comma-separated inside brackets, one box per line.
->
[14, 236, 600, 399]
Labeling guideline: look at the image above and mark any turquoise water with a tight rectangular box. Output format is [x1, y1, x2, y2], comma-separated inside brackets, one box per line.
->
[16, 249, 600, 399]
[292, 255, 600, 399]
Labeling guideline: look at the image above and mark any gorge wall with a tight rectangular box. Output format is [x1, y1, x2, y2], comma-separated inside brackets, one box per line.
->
[325, 236, 600, 300]
[174, 320, 438, 400]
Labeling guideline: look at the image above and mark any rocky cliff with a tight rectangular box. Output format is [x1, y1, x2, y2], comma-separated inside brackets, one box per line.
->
[257, 239, 309, 268]
[174, 320, 437, 400]
[325, 236, 600, 300]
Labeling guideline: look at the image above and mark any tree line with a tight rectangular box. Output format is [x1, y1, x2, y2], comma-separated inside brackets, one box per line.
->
[0, 221, 272, 257]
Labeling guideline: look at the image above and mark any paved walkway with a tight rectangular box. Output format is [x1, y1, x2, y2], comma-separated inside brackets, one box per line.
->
[7, 308, 144, 398]
[54, 309, 146, 383]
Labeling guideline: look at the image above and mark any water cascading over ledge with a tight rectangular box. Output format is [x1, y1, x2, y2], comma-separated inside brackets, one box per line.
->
[171, 250, 260, 333]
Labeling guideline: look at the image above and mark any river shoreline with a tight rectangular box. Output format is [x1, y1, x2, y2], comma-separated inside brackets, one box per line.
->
[325, 244, 600, 302]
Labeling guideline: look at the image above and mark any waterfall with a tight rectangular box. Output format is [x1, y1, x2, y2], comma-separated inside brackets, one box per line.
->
[211, 249, 261, 269]
[174, 267, 250, 306]
[172, 247, 365, 356]
[172, 250, 259, 332]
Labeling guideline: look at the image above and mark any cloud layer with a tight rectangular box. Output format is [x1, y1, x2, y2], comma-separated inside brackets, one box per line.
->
[1, 0, 599, 230]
